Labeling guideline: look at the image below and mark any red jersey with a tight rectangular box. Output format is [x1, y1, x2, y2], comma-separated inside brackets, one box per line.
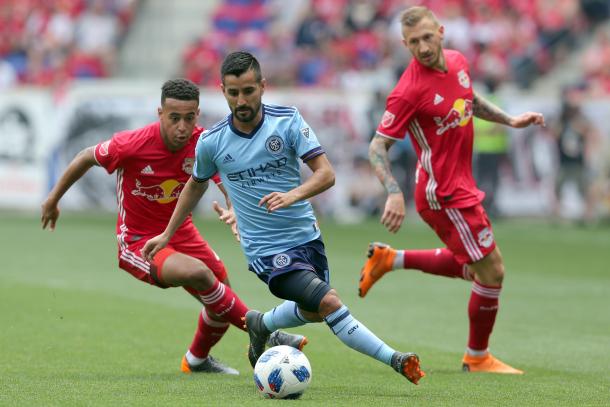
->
[94, 122, 217, 241]
[376, 49, 484, 211]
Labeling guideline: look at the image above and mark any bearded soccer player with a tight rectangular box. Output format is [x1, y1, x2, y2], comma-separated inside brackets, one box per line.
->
[41, 78, 306, 375]
[143, 52, 425, 385]
[359, 7, 545, 374]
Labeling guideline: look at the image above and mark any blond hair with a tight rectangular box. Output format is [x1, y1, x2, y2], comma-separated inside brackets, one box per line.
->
[400, 6, 440, 28]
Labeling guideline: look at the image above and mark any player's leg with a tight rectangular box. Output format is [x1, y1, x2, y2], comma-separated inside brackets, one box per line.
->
[462, 246, 521, 374]
[175, 234, 308, 371]
[117, 242, 240, 373]
[434, 205, 522, 374]
[266, 271, 424, 384]
[246, 239, 424, 384]
[149, 247, 249, 331]
[359, 241, 473, 297]
[173, 236, 237, 372]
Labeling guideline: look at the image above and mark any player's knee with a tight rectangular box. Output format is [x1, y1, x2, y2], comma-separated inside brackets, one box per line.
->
[182, 260, 215, 290]
[318, 290, 343, 317]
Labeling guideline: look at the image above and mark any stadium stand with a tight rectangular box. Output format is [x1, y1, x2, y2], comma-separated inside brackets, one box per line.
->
[0, 0, 138, 87]
[179, 0, 608, 91]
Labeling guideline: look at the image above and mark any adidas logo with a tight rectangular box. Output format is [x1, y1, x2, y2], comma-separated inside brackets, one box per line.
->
[434, 93, 444, 105]
[222, 154, 235, 163]
[140, 165, 154, 174]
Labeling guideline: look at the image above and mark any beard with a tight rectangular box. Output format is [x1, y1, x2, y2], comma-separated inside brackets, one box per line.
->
[234, 105, 259, 123]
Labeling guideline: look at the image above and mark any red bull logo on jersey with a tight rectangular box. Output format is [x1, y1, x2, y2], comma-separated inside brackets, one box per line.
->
[433, 98, 473, 136]
[131, 179, 184, 204]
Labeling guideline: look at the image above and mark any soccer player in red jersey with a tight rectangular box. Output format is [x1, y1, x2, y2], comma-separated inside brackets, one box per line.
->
[359, 7, 546, 374]
[41, 79, 305, 374]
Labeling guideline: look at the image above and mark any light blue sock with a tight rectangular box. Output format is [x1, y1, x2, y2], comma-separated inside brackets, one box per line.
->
[324, 305, 395, 365]
[262, 300, 309, 332]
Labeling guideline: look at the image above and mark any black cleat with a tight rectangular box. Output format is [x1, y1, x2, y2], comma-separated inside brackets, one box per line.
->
[245, 310, 271, 368]
[267, 330, 308, 350]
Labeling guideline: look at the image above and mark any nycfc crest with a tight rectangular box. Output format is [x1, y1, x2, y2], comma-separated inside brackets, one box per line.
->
[265, 135, 284, 155]
[182, 158, 194, 174]
[457, 69, 470, 88]
[272, 253, 291, 268]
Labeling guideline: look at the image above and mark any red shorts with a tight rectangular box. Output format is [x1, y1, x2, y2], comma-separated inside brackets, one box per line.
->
[419, 204, 496, 265]
[117, 226, 227, 288]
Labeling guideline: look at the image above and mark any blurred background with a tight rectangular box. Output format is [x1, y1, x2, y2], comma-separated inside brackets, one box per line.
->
[1, 0, 610, 225]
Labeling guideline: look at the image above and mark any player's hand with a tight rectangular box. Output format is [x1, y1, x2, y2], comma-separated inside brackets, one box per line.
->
[213, 201, 240, 242]
[258, 191, 297, 213]
[41, 199, 60, 231]
[509, 112, 545, 128]
[141, 234, 169, 262]
[381, 193, 405, 233]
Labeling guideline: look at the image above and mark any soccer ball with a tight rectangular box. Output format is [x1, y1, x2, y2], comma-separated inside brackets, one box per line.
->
[253, 345, 312, 399]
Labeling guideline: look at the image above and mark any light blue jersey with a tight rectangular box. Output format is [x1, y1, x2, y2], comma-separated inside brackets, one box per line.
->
[193, 104, 324, 262]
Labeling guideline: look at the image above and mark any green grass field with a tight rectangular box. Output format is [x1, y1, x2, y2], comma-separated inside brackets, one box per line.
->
[1, 211, 609, 406]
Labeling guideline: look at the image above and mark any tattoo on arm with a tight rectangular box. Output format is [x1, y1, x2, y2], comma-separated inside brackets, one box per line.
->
[369, 136, 401, 194]
[472, 92, 511, 125]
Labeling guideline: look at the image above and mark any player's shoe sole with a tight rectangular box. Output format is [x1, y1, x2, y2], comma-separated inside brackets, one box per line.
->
[462, 353, 524, 374]
[359, 242, 396, 298]
[181, 355, 239, 375]
[391, 352, 425, 385]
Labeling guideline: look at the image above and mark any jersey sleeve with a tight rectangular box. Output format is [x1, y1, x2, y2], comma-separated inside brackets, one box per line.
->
[192, 132, 218, 182]
[93, 134, 125, 174]
[375, 93, 417, 140]
[289, 108, 324, 162]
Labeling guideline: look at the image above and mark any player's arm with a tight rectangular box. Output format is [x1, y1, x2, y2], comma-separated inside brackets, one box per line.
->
[258, 153, 335, 212]
[473, 91, 545, 128]
[41, 146, 98, 230]
[213, 182, 240, 241]
[142, 177, 209, 261]
[369, 134, 405, 233]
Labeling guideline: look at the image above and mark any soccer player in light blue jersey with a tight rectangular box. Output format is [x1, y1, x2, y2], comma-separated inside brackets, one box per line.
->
[143, 51, 424, 385]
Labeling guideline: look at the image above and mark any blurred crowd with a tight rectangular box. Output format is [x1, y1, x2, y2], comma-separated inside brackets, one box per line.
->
[0, 0, 138, 89]
[181, 0, 609, 92]
[2, 0, 608, 94]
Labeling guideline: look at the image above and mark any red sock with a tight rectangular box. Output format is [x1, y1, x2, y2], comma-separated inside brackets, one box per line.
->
[467, 281, 501, 351]
[189, 309, 230, 358]
[198, 280, 247, 331]
[403, 248, 471, 280]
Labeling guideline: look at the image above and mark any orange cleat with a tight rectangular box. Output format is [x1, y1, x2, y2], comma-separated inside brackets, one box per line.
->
[462, 353, 524, 374]
[391, 352, 426, 385]
[359, 242, 396, 298]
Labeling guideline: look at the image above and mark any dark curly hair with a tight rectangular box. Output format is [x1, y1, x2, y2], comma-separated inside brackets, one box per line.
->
[220, 51, 262, 83]
[161, 78, 200, 104]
